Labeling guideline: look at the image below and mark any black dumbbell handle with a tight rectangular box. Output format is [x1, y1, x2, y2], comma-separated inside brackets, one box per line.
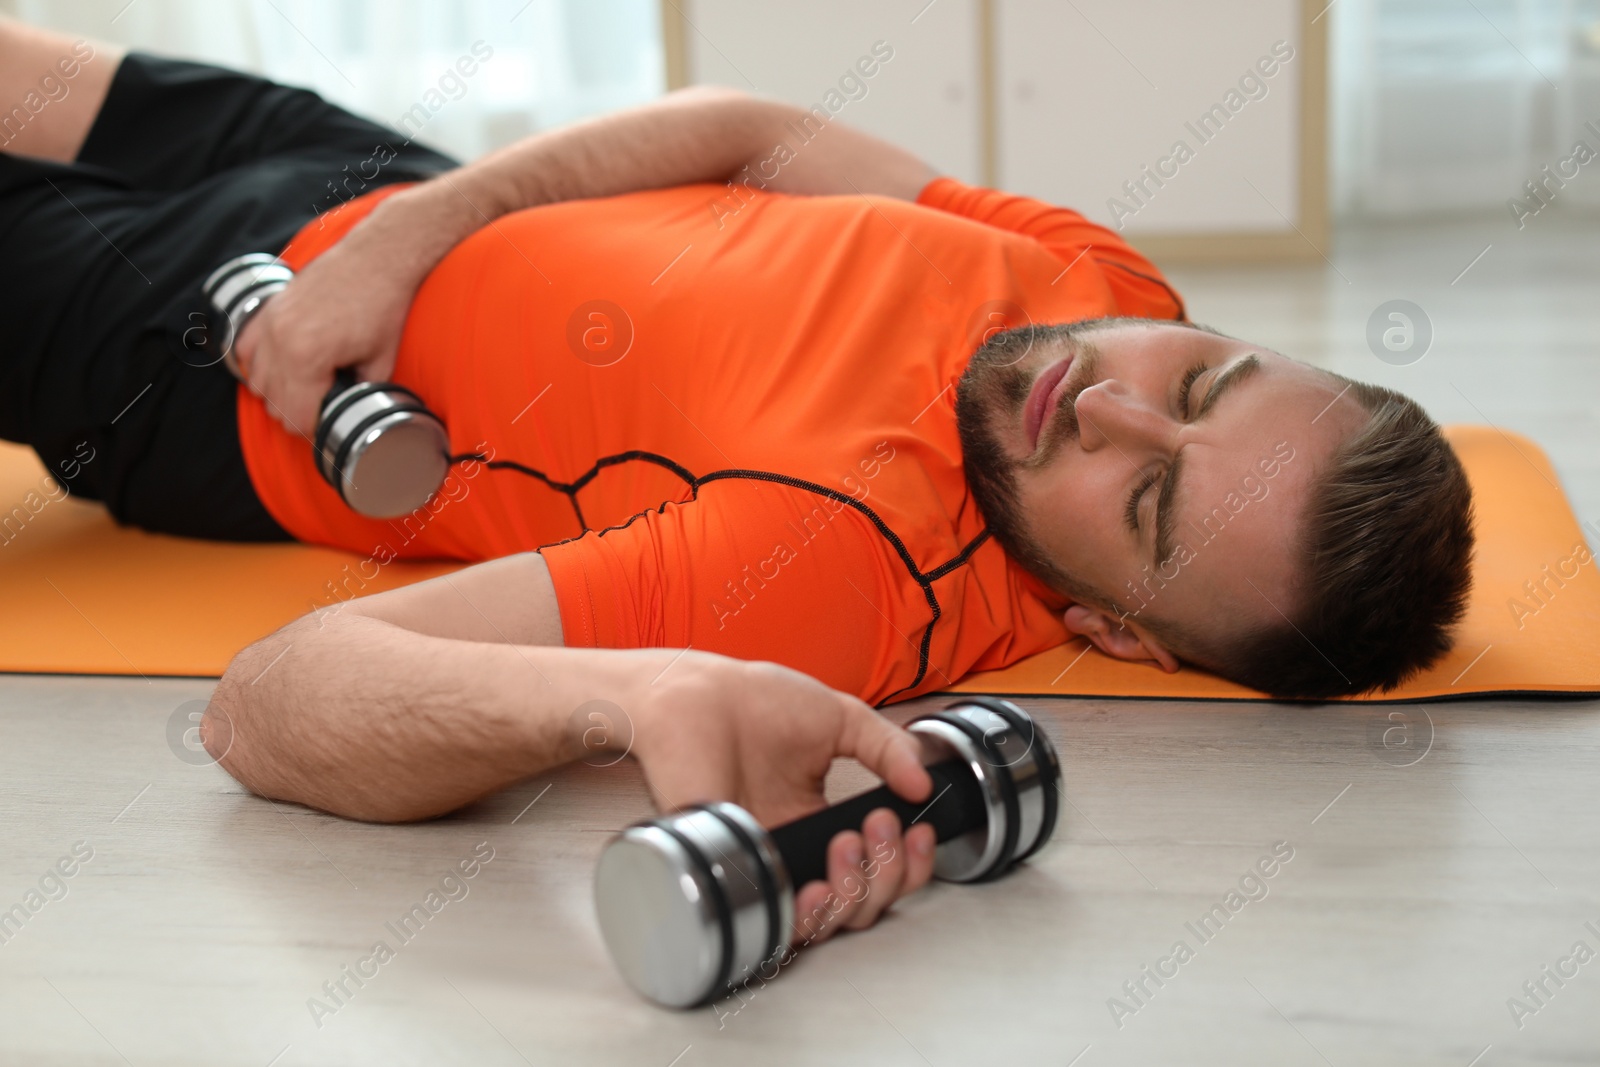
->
[326, 367, 358, 408]
[768, 756, 986, 888]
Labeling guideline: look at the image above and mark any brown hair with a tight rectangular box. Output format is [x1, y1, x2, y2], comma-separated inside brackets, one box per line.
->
[1197, 375, 1476, 699]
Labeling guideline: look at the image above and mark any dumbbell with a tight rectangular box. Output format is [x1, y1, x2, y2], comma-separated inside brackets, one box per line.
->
[201, 253, 451, 519]
[593, 697, 1060, 1008]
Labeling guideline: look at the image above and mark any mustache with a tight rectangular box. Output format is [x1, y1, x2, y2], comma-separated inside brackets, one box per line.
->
[1025, 347, 1099, 468]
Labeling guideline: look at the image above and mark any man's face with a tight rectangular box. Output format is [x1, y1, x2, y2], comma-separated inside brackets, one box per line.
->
[956, 319, 1364, 659]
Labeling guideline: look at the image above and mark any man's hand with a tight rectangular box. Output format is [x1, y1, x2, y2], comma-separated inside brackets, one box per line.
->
[622, 650, 939, 945]
[231, 185, 476, 437]
[232, 241, 405, 437]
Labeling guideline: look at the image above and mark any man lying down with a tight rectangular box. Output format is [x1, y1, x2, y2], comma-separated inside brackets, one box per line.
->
[2, 25, 1473, 935]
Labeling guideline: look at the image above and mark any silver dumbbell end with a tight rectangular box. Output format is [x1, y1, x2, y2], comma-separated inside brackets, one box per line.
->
[202, 253, 294, 372]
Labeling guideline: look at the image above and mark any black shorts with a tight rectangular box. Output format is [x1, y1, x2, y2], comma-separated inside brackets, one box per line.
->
[0, 52, 457, 540]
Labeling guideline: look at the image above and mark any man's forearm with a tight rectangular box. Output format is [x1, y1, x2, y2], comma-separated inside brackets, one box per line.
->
[338, 88, 790, 294]
[333, 87, 935, 297]
[204, 608, 637, 822]
[442, 86, 787, 220]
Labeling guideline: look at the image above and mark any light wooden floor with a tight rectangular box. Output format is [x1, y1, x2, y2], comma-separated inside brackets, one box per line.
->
[2, 216, 1597, 1066]
[2, 678, 1597, 1066]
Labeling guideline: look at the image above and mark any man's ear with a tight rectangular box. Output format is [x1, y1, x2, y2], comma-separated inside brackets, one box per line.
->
[1062, 604, 1180, 673]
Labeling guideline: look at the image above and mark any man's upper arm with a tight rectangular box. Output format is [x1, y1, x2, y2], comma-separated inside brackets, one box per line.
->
[335, 551, 564, 646]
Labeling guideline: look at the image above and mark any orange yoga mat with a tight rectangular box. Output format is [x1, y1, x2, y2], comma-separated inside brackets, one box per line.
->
[1, 427, 1596, 700]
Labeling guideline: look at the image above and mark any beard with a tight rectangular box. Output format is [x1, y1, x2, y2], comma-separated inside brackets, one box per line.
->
[954, 321, 1106, 605]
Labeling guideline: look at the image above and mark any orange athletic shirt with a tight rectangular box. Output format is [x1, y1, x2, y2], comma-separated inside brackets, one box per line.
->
[239, 177, 1186, 704]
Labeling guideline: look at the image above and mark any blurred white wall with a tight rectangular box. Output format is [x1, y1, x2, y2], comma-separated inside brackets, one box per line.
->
[4, 0, 665, 160]
[994, 0, 1302, 236]
[678, 0, 1318, 256]
[681, 0, 985, 184]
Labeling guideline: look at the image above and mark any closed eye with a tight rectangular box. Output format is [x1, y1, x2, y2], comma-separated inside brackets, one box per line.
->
[1124, 468, 1159, 532]
[1125, 362, 1206, 536]
[1178, 362, 1207, 419]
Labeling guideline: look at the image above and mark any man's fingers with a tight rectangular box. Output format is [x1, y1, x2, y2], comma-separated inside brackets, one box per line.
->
[789, 813, 932, 942]
[832, 694, 932, 805]
[790, 831, 868, 946]
[901, 821, 937, 896]
[791, 881, 835, 947]
[246, 313, 362, 439]
[843, 808, 908, 931]
[353, 342, 401, 386]
[232, 302, 267, 384]
[258, 356, 333, 440]
[823, 831, 871, 938]
[267, 383, 320, 441]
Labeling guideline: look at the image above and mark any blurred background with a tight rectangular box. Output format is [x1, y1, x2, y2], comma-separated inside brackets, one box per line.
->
[13, 0, 1600, 241]
[4, 0, 1597, 525]
[4, 0, 667, 158]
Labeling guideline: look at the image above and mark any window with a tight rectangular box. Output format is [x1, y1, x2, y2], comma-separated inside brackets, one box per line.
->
[16, 0, 666, 159]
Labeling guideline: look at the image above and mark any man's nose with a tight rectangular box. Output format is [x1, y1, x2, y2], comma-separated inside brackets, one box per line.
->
[1073, 380, 1174, 453]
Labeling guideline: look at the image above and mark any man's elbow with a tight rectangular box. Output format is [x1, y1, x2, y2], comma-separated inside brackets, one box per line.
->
[200, 679, 425, 824]
[201, 611, 493, 825]
[200, 630, 408, 824]
[199, 655, 279, 811]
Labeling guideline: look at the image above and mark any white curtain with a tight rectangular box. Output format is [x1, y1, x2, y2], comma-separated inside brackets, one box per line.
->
[8, 0, 665, 160]
[1331, 0, 1600, 218]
